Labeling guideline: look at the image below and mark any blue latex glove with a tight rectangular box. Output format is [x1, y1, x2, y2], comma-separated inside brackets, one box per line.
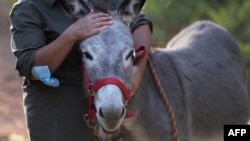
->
[31, 66, 59, 87]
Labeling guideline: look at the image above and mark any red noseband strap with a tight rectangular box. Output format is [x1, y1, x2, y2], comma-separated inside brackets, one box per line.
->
[90, 77, 131, 100]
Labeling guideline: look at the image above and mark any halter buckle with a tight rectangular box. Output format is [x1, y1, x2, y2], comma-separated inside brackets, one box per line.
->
[88, 84, 95, 96]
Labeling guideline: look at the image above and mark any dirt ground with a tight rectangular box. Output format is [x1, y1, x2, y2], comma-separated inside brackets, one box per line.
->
[0, 1, 29, 140]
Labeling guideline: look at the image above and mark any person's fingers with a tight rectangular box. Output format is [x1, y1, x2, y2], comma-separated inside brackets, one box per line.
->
[73, 10, 113, 38]
[90, 26, 108, 35]
[98, 25, 109, 31]
[94, 16, 113, 23]
[95, 20, 113, 28]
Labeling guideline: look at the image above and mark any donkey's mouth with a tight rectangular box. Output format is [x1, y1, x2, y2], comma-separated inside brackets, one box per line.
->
[102, 127, 120, 135]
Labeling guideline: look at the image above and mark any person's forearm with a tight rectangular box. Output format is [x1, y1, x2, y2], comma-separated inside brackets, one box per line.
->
[133, 24, 151, 57]
[34, 29, 77, 73]
[132, 24, 152, 93]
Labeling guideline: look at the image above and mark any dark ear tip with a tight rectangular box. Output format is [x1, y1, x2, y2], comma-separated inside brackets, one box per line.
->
[118, 0, 146, 13]
[118, 0, 146, 25]
[79, 0, 91, 13]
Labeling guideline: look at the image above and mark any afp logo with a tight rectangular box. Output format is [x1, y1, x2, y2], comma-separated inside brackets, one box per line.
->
[224, 125, 250, 141]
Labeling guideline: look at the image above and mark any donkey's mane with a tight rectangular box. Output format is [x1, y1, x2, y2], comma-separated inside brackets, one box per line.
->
[88, 0, 115, 13]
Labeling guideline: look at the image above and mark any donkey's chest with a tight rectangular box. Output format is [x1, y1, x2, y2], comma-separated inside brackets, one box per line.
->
[120, 119, 152, 141]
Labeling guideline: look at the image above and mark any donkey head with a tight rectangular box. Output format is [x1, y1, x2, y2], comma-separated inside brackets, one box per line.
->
[62, 0, 146, 137]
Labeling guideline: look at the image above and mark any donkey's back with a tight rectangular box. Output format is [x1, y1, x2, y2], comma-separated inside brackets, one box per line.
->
[169, 21, 249, 140]
[131, 21, 250, 141]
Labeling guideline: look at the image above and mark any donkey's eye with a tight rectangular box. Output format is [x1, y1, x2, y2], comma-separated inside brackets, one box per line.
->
[125, 50, 136, 60]
[83, 52, 93, 60]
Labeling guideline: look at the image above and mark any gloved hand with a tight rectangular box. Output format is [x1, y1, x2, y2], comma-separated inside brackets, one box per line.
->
[31, 66, 59, 87]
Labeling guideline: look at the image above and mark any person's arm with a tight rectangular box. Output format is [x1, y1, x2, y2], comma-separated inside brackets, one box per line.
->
[34, 10, 113, 73]
[131, 24, 152, 94]
[10, 3, 113, 80]
[128, 11, 153, 94]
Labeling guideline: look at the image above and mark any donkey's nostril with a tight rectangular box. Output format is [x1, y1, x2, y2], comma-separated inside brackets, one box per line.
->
[99, 107, 125, 119]
[99, 108, 105, 118]
[120, 107, 125, 118]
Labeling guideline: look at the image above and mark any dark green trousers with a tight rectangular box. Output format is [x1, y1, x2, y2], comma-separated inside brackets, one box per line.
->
[23, 82, 94, 141]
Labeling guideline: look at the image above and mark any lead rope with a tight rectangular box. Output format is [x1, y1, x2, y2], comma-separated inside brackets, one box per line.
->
[83, 116, 101, 141]
[147, 56, 179, 141]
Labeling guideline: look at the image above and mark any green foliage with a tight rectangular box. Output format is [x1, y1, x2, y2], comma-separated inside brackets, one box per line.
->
[3, 0, 16, 4]
[2, 0, 16, 5]
[144, 0, 250, 95]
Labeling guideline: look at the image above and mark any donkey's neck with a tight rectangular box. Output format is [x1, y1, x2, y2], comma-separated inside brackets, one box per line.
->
[121, 65, 172, 141]
[121, 52, 186, 141]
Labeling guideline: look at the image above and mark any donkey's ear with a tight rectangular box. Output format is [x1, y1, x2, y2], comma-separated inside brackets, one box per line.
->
[118, 0, 146, 25]
[61, 0, 90, 19]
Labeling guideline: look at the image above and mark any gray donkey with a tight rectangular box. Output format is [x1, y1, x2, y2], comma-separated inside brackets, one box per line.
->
[62, 0, 250, 141]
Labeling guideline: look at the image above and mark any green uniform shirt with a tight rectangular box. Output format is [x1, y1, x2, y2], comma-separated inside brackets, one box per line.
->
[10, 0, 152, 86]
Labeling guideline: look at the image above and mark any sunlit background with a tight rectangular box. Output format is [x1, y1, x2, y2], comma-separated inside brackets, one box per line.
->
[0, 0, 249, 141]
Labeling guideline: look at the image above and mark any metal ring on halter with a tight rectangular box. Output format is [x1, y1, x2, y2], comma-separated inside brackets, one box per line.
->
[88, 88, 95, 96]
[83, 114, 89, 122]
[132, 49, 136, 59]
[87, 120, 97, 129]
[84, 114, 97, 130]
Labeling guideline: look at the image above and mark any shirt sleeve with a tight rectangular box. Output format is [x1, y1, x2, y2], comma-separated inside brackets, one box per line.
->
[10, 2, 46, 79]
[130, 13, 153, 33]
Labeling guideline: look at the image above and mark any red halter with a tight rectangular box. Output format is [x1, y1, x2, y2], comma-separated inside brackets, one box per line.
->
[82, 46, 146, 120]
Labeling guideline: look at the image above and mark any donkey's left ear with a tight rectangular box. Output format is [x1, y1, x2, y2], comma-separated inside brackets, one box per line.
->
[118, 0, 146, 25]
